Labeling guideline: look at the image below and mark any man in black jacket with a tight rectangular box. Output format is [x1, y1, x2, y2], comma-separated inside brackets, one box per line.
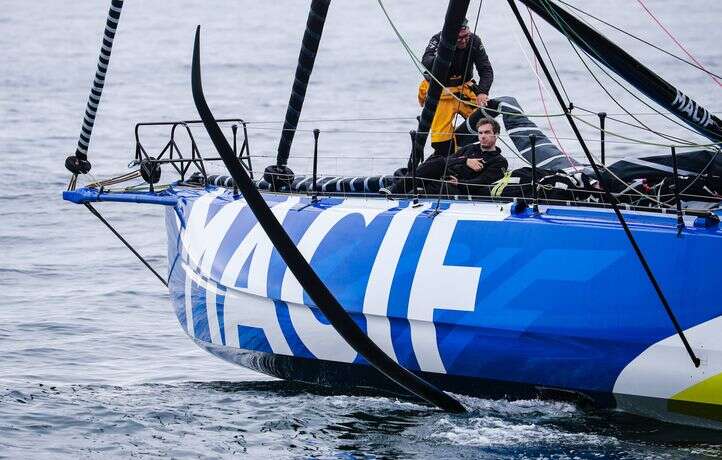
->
[386, 118, 507, 196]
[420, 19, 494, 156]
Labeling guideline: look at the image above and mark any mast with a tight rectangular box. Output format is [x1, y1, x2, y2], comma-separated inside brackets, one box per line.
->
[274, 0, 331, 168]
[411, 0, 472, 167]
[518, 0, 722, 143]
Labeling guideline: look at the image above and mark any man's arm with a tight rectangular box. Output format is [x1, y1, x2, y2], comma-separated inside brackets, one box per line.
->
[471, 36, 494, 95]
[421, 33, 440, 74]
[464, 156, 508, 185]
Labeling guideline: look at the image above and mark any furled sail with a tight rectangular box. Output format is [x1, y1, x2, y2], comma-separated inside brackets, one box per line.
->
[519, 0, 722, 143]
[456, 97, 582, 171]
[275, 0, 331, 167]
[65, 0, 124, 178]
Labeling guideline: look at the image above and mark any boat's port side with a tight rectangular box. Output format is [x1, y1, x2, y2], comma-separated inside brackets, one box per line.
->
[164, 185, 722, 429]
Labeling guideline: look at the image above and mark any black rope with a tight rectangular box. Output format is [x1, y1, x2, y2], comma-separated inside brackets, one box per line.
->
[508, 0, 701, 368]
[84, 203, 168, 287]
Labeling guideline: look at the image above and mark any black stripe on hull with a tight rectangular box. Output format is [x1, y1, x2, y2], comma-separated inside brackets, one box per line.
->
[194, 339, 615, 409]
[193, 339, 722, 430]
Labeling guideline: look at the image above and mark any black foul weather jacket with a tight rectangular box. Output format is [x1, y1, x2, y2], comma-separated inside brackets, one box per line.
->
[389, 143, 507, 195]
[421, 32, 494, 94]
[446, 144, 508, 189]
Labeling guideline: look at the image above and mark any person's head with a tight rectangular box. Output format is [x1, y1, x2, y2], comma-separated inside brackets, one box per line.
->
[457, 20, 471, 49]
[476, 118, 500, 150]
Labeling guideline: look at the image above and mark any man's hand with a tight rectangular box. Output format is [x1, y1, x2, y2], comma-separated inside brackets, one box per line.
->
[446, 176, 459, 185]
[476, 93, 489, 107]
[466, 158, 484, 172]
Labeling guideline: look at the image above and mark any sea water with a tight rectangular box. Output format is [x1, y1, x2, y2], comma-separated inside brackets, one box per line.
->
[1, 0, 721, 457]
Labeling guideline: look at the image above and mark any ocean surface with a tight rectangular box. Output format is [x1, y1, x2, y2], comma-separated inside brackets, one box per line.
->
[2, 0, 722, 457]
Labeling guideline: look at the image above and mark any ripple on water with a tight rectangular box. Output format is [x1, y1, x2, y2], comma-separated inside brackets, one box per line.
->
[1, 381, 721, 459]
[4, 0, 722, 457]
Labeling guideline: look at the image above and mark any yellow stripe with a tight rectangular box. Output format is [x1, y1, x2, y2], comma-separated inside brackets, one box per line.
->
[672, 373, 722, 405]
[668, 373, 722, 422]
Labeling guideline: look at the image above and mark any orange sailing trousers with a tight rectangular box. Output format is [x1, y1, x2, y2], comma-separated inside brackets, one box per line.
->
[418, 79, 478, 144]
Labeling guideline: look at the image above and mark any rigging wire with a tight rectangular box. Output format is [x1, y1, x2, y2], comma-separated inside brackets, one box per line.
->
[564, 58, 700, 146]
[635, 0, 722, 89]
[376, 0, 567, 119]
[241, 124, 722, 148]
[536, 0, 702, 145]
[234, 110, 722, 126]
[572, 104, 683, 138]
[500, 7, 711, 152]
[242, 123, 720, 148]
[525, 13, 701, 146]
[375, 0, 431, 77]
[571, 105, 722, 149]
[240, 116, 721, 149]
[528, 11, 571, 105]
[525, 31, 721, 201]
[507, 0, 702, 369]
[554, 0, 722, 83]
[568, 115, 720, 149]
[575, 46, 700, 144]
[502, 4, 580, 168]
[542, 0, 715, 143]
[528, 8, 577, 170]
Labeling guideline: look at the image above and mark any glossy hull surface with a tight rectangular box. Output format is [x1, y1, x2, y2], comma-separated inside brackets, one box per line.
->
[165, 185, 722, 429]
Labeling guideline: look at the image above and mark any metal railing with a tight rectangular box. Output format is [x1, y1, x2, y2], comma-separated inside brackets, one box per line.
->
[119, 117, 720, 227]
[132, 118, 254, 182]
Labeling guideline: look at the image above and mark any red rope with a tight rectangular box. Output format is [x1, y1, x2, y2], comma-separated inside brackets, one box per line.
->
[636, 0, 722, 89]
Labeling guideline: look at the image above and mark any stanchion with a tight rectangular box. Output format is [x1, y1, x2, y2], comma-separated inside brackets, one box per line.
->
[312, 129, 320, 202]
[410, 130, 419, 206]
[670, 146, 685, 236]
[530, 134, 539, 213]
[598, 112, 607, 165]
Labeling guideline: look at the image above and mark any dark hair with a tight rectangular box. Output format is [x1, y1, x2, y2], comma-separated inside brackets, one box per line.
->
[476, 117, 500, 134]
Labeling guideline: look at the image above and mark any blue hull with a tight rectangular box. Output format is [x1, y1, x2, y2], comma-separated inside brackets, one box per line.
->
[158, 185, 722, 428]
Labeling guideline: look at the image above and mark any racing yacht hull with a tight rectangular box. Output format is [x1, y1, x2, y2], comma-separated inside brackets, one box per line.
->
[164, 185, 722, 429]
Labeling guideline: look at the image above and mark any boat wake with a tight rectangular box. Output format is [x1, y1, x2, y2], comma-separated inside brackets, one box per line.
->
[2, 381, 721, 458]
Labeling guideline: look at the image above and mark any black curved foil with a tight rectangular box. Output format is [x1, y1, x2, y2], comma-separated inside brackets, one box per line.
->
[191, 26, 466, 414]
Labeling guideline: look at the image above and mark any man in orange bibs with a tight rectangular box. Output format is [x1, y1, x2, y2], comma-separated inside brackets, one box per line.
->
[420, 19, 494, 156]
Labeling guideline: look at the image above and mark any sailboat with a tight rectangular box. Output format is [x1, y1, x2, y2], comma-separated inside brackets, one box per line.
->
[63, 0, 722, 428]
